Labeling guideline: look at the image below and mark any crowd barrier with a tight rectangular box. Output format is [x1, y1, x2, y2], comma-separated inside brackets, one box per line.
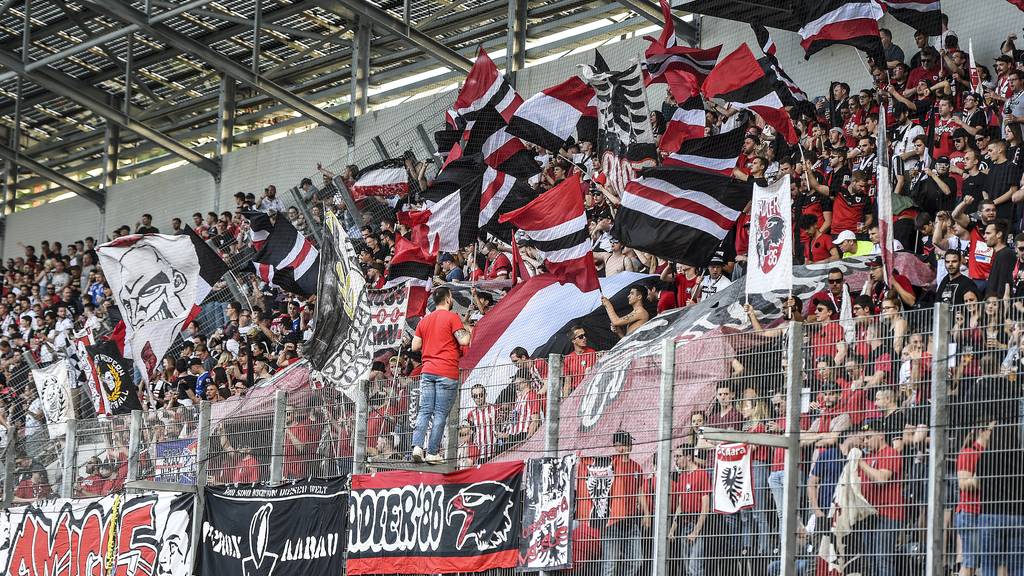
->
[4, 298, 1024, 575]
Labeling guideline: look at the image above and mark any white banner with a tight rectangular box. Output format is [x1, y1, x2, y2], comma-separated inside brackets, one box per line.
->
[712, 443, 755, 514]
[366, 284, 410, 351]
[0, 491, 194, 576]
[746, 174, 792, 298]
[31, 360, 74, 439]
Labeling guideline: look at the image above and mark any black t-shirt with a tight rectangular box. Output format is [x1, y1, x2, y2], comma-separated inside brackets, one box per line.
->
[175, 375, 198, 400]
[961, 173, 986, 205]
[987, 246, 1017, 298]
[985, 160, 1023, 221]
[136, 225, 159, 234]
[936, 274, 979, 305]
[911, 174, 958, 215]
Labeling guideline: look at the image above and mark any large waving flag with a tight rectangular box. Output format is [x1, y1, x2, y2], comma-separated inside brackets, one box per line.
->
[97, 228, 228, 380]
[751, 24, 808, 105]
[507, 77, 595, 152]
[385, 232, 435, 318]
[454, 47, 523, 122]
[478, 167, 537, 243]
[642, 0, 721, 102]
[350, 158, 410, 199]
[673, 0, 804, 31]
[702, 44, 798, 144]
[252, 217, 320, 296]
[462, 106, 540, 180]
[662, 126, 746, 176]
[401, 155, 484, 254]
[613, 167, 753, 266]
[878, 0, 941, 36]
[499, 174, 599, 292]
[660, 95, 707, 153]
[798, 1, 884, 61]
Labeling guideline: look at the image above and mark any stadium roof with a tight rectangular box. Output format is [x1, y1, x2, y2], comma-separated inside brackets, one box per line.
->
[0, 0, 696, 210]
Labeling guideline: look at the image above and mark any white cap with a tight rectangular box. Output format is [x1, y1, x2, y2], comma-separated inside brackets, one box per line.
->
[833, 230, 857, 245]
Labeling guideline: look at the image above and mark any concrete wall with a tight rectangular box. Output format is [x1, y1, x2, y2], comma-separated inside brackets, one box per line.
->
[5, 0, 1020, 258]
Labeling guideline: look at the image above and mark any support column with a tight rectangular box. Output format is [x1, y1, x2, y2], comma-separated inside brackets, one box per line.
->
[60, 419, 78, 498]
[126, 410, 143, 490]
[102, 120, 120, 190]
[269, 390, 287, 483]
[544, 354, 562, 456]
[251, 0, 262, 73]
[351, 18, 371, 119]
[352, 385, 369, 475]
[505, 0, 528, 86]
[781, 321, 805, 576]
[926, 304, 951, 576]
[651, 339, 675, 576]
[3, 425, 15, 506]
[188, 402, 211, 570]
[216, 75, 236, 159]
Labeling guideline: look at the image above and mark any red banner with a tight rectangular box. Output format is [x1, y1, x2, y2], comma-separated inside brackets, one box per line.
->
[347, 461, 524, 575]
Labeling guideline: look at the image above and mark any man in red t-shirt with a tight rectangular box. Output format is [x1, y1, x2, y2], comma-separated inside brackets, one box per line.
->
[411, 287, 472, 464]
[283, 407, 315, 479]
[800, 214, 839, 263]
[562, 325, 598, 397]
[483, 243, 512, 280]
[857, 419, 904, 576]
[669, 445, 710, 572]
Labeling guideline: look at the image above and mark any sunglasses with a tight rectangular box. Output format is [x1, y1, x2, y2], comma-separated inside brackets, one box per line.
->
[573, 334, 586, 340]
[471, 392, 485, 399]
[828, 278, 843, 284]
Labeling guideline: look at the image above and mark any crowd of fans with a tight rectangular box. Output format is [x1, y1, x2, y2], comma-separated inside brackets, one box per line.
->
[3, 11, 1024, 576]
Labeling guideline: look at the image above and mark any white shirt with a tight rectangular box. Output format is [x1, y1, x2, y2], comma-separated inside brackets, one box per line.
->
[25, 398, 44, 435]
[894, 122, 926, 172]
[700, 275, 733, 299]
[259, 196, 285, 214]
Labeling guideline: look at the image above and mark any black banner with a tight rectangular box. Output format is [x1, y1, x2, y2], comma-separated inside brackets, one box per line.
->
[517, 455, 576, 571]
[347, 461, 524, 575]
[201, 478, 349, 576]
[85, 339, 142, 415]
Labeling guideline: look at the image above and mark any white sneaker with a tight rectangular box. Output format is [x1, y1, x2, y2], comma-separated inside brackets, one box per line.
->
[425, 453, 445, 465]
[412, 446, 425, 463]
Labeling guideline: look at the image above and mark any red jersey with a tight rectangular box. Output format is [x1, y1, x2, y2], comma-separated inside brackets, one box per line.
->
[932, 116, 958, 159]
[676, 468, 712, 515]
[675, 274, 700, 307]
[467, 403, 499, 460]
[564, 348, 598, 393]
[860, 445, 904, 521]
[810, 322, 844, 361]
[414, 309, 464, 379]
[609, 456, 644, 525]
[805, 232, 835, 263]
[233, 454, 262, 484]
[283, 421, 316, 479]
[485, 253, 512, 279]
[949, 150, 966, 191]
[956, 443, 982, 514]
[967, 223, 994, 281]
[907, 65, 942, 89]
[508, 390, 541, 436]
[831, 187, 869, 235]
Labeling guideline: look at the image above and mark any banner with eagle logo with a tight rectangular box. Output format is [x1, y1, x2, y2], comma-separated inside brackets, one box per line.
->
[30, 360, 74, 439]
[746, 174, 793, 298]
[712, 443, 755, 514]
[517, 455, 576, 571]
[347, 461, 524, 575]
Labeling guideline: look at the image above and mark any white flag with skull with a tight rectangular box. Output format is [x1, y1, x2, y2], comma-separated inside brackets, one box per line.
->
[712, 443, 755, 514]
[31, 360, 75, 439]
[97, 229, 227, 381]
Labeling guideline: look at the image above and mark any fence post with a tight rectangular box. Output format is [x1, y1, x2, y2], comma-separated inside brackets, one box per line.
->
[926, 303, 951, 576]
[651, 339, 676, 576]
[269, 390, 288, 483]
[544, 354, 562, 456]
[60, 419, 77, 498]
[332, 175, 363, 230]
[188, 401, 211, 571]
[781, 320, 805, 576]
[3, 425, 15, 506]
[288, 186, 323, 245]
[352, 385, 369, 475]
[126, 410, 143, 491]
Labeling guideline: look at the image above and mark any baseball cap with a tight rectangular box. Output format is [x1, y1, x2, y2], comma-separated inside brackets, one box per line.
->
[708, 251, 726, 265]
[860, 419, 887, 433]
[934, 156, 951, 166]
[439, 253, 454, 263]
[866, 256, 883, 268]
[832, 230, 858, 245]
[953, 128, 970, 139]
[995, 54, 1014, 64]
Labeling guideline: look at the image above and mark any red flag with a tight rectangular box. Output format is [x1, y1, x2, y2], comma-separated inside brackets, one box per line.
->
[702, 44, 798, 144]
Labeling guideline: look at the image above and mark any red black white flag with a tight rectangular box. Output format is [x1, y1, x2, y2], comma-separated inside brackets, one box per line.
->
[659, 95, 706, 153]
[613, 167, 753, 266]
[1009, 0, 1024, 11]
[798, 1, 885, 61]
[702, 44, 798, 143]
[751, 24, 808, 105]
[385, 232, 435, 318]
[462, 107, 541, 180]
[507, 76, 595, 152]
[499, 174, 599, 292]
[454, 47, 523, 123]
[401, 155, 484, 254]
[878, 0, 941, 36]
[253, 217, 320, 297]
[662, 125, 746, 175]
[751, 23, 777, 57]
[641, 0, 721, 102]
[478, 167, 537, 243]
[96, 227, 228, 380]
[350, 159, 410, 200]
[673, 0, 803, 31]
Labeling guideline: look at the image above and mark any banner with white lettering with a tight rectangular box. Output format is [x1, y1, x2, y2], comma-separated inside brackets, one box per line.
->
[347, 461, 524, 575]
[746, 174, 792, 299]
[154, 438, 197, 485]
[517, 455, 576, 572]
[201, 478, 348, 576]
[31, 360, 74, 439]
[0, 491, 194, 576]
[712, 443, 755, 514]
[366, 284, 409, 351]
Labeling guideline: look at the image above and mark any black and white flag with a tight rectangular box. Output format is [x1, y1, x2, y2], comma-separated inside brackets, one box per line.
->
[97, 228, 227, 380]
[253, 217, 320, 297]
[517, 455, 577, 571]
[85, 338, 142, 416]
[31, 360, 74, 439]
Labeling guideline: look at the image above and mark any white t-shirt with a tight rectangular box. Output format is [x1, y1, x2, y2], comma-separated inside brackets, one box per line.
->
[700, 275, 733, 299]
[25, 398, 44, 435]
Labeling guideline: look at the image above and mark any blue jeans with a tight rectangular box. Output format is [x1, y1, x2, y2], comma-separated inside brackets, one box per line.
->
[411, 373, 459, 455]
[600, 521, 640, 576]
[955, 511, 981, 569]
[864, 515, 899, 576]
[979, 513, 1024, 575]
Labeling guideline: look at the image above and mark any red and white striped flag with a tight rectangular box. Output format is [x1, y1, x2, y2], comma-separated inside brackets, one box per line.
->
[641, 0, 721, 102]
[454, 47, 523, 122]
[798, 0, 884, 61]
[507, 76, 595, 152]
[659, 95, 706, 153]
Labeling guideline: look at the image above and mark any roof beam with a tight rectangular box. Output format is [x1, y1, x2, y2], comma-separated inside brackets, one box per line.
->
[612, 0, 698, 44]
[0, 50, 221, 177]
[0, 142, 104, 207]
[88, 0, 353, 142]
[312, 0, 473, 73]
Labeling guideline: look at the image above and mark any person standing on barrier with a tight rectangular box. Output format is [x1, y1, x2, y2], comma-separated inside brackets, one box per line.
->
[410, 287, 471, 465]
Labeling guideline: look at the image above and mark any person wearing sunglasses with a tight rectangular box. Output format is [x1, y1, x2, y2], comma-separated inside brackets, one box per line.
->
[805, 267, 849, 321]
[563, 325, 598, 397]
